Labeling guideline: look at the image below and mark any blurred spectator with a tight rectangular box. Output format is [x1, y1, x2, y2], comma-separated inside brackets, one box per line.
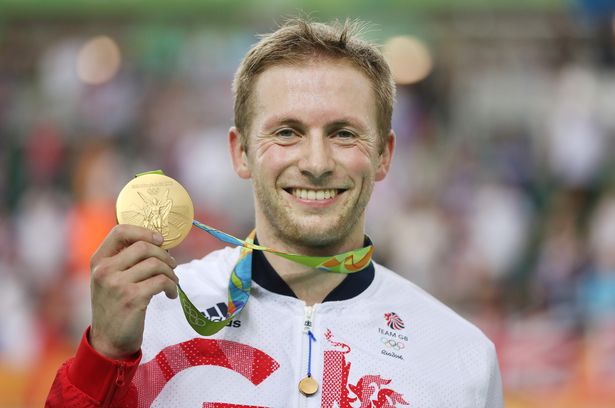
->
[465, 182, 532, 280]
[533, 191, 586, 312]
[580, 193, 615, 322]
[14, 189, 69, 292]
[385, 192, 450, 293]
[545, 65, 607, 188]
[66, 142, 127, 278]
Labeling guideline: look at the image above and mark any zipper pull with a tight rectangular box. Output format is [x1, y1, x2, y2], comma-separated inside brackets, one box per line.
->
[303, 305, 314, 333]
[299, 330, 318, 396]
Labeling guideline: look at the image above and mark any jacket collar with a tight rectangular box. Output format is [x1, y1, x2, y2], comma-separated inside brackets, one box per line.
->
[251, 237, 375, 302]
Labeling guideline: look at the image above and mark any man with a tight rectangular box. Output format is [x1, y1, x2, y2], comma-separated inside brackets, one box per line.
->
[47, 18, 503, 407]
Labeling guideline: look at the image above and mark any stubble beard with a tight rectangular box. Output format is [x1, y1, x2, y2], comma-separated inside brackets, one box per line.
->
[253, 181, 373, 251]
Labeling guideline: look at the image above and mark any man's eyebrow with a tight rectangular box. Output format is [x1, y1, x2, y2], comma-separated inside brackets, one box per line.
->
[326, 118, 369, 131]
[262, 116, 304, 130]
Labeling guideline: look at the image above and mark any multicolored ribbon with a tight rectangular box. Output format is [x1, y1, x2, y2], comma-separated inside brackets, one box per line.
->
[178, 221, 374, 336]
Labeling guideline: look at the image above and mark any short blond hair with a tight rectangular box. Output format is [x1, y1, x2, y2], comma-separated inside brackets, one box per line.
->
[232, 18, 395, 151]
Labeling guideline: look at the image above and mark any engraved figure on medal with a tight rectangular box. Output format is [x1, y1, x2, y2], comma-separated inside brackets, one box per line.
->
[139, 189, 172, 234]
[120, 188, 189, 246]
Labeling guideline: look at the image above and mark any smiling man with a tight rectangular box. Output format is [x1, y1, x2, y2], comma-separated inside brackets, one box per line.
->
[47, 18, 503, 407]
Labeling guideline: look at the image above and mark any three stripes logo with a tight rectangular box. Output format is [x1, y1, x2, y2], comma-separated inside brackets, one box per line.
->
[384, 312, 405, 330]
[203, 302, 242, 328]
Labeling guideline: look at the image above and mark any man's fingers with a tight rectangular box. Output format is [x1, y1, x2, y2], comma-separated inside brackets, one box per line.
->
[124, 257, 179, 286]
[114, 240, 177, 272]
[91, 224, 163, 267]
[139, 274, 178, 301]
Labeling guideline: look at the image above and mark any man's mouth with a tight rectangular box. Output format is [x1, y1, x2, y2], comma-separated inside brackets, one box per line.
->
[286, 188, 343, 201]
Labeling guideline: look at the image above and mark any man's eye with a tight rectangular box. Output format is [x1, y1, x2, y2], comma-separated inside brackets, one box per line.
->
[335, 130, 355, 139]
[276, 128, 296, 138]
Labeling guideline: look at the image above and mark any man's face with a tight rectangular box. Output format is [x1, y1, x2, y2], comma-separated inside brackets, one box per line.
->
[231, 60, 393, 250]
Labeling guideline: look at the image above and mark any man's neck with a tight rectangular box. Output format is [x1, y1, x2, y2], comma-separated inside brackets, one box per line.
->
[256, 230, 365, 306]
[262, 252, 345, 306]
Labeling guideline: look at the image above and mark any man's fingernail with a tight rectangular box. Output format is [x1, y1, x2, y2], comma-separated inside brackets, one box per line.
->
[153, 232, 163, 245]
[170, 256, 178, 268]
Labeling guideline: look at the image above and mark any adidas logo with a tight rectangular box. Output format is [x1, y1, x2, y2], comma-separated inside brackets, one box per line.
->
[202, 302, 242, 328]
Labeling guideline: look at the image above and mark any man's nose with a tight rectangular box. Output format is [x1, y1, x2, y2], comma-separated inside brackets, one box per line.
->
[297, 134, 335, 179]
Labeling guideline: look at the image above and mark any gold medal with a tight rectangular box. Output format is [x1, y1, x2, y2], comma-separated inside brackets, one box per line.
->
[298, 376, 318, 396]
[116, 173, 194, 249]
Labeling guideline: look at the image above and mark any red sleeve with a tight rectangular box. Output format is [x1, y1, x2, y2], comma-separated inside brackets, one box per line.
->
[45, 327, 142, 407]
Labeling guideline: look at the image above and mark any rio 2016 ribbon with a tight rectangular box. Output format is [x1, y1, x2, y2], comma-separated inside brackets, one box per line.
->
[116, 170, 374, 336]
[192, 220, 374, 274]
[179, 222, 373, 336]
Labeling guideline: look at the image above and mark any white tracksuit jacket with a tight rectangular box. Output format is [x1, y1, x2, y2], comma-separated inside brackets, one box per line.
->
[136, 246, 503, 407]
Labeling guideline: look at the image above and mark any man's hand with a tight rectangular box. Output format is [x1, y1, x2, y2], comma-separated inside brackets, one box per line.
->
[89, 224, 179, 360]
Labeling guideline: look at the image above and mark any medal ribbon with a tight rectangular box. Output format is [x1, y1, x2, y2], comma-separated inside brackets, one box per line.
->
[178, 221, 374, 336]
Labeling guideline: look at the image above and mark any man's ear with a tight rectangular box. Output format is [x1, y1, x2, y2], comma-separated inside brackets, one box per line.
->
[375, 130, 395, 181]
[229, 127, 251, 179]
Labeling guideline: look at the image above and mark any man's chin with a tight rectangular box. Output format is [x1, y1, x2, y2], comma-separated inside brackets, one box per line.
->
[281, 224, 349, 250]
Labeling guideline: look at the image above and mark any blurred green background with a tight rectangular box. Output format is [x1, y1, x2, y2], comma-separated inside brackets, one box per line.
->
[1, 0, 615, 407]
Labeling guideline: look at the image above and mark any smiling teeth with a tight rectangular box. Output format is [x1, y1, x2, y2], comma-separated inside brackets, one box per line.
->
[292, 188, 337, 200]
